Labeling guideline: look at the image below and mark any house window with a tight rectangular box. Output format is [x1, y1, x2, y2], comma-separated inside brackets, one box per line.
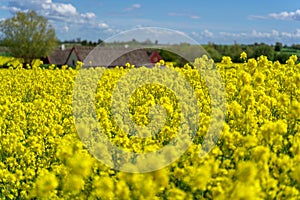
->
[72, 60, 75, 66]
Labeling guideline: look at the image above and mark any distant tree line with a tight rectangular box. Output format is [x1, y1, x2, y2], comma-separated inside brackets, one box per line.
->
[203, 42, 298, 63]
[60, 38, 104, 46]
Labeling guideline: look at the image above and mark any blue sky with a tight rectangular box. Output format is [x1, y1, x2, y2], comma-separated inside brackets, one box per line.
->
[0, 0, 299, 44]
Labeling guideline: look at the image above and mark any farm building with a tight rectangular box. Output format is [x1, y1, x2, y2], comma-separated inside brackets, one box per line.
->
[43, 45, 72, 66]
[44, 45, 162, 68]
[66, 46, 94, 66]
[84, 46, 162, 68]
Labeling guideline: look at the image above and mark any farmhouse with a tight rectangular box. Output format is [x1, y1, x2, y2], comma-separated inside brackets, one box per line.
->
[66, 46, 94, 66]
[43, 45, 71, 66]
[44, 45, 162, 67]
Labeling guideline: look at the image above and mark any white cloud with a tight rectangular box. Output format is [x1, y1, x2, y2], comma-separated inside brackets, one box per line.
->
[49, 3, 77, 16]
[190, 15, 200, 19]
[214, 29, 300, 44]
[168, 12, 200, 20]
[124, 4, 141, 12]
[132, 4, 141, 9]
[0, 0, 112, 41]
[250, 9, 300, 21]
[251, 30, 272, 38]
[219, 32, 246, 37]
[81, 12, 96, 19]
[191, 29, 214, 38]
[271, 30, 280, 37]
[98, 23, 109, 29]
[282, 29, 300, 38]
[103, 28, 120, 35]
[281, 32, 292, 38]
[202, 29, 214, 38]
[1, 0, 108, 28]
[3, 0, 77, 17]
[63, 26, 69, 32]
[269, 9, 300, 21]
[219, 29, 284, 39]
[189, 28, 300, 44]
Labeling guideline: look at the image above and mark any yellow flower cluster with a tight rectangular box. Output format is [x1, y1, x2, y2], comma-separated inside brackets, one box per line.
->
[0, 53, 299, 199]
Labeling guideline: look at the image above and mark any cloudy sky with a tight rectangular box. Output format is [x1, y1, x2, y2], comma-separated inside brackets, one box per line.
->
[0, 0, 299, 44]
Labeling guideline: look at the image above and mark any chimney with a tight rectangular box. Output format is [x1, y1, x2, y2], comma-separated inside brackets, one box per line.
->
[61, 44, 65, 51]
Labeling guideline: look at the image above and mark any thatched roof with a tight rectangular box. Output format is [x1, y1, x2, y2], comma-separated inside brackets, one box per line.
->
[71, 46, 95, 62]
[84, 47, 160, 67]
[46, 48, 71, 65]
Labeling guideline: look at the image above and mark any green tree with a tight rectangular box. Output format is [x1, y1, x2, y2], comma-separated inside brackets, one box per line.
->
[204, 45, 222, 62]
[274, 42, 282, 52]
[230, 42, 243, 62]
[0, 11, 58, 65]
[253, 44, 275, 60]
[245, 45, 255, 58]
[274, 52, 291, 63]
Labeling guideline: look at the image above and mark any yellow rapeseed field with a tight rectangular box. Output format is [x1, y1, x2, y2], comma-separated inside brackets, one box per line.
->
[0, 53, 299, 199]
